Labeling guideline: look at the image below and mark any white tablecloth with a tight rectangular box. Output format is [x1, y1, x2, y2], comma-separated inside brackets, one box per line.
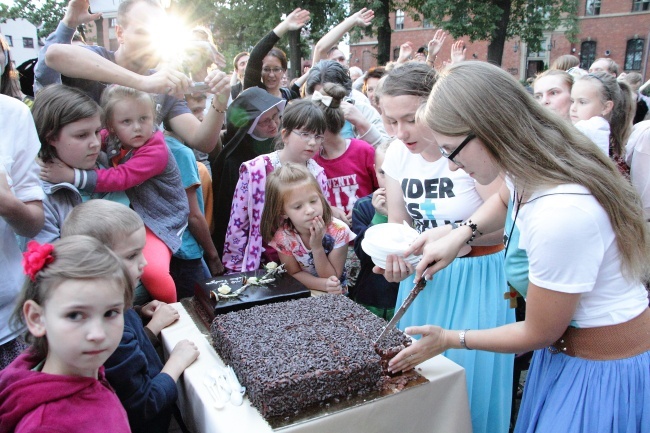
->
[161, 302, 472, 433]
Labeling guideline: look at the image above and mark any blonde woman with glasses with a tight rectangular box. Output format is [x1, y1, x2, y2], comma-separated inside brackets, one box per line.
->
[391, 61, 650, 433]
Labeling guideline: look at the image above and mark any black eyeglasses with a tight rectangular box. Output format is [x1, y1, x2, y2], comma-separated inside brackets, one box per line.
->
[439, 133, 475, 167]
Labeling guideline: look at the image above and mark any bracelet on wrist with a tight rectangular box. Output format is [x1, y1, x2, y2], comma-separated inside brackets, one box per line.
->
[460, 219, 482, 244]
[459, 329, 472, 350]
[211, 98, 226, 113]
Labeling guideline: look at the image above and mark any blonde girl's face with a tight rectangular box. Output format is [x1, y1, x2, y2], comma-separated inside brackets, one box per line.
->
[282, 182, 324, 234]
[48, 114, 102, 170]
[533, 75, 572, 120]
[569, 80, 613, 124]
[281, 128, 323, 163]
[111, 226, 147, 287]
[24, 277, 125, 378]
[110, 97, 156, 149]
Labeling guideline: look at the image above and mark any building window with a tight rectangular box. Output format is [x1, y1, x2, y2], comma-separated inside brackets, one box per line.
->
[422, 18, 434, 28]
[580, 41, 597, 69]
[5, 35, 12, 47]
[633, 0, 650, 11]
[22, 37, 34, 48]
[109, 18, 118, 28]
[586, 0, 601, 15]
[395, 10, 404, 30]
[625, 39, 644, 70]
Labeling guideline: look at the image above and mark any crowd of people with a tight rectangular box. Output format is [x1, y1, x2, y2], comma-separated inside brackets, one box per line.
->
[1, 0, 649, 432]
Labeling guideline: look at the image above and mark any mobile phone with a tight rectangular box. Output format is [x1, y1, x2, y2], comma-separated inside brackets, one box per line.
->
[89, 0, 122, 14]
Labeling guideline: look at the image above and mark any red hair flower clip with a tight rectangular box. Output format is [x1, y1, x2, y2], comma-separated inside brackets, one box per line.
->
[22, 241, 55, 282]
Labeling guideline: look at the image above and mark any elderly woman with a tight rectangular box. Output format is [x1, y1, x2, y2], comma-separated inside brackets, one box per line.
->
[386, 62, 650, 433]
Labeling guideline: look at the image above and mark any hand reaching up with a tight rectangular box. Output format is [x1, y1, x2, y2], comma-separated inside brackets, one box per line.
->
[450, 40, 467, 64]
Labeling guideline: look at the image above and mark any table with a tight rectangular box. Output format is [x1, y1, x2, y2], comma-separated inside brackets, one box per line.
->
[161, 302, 473, 433]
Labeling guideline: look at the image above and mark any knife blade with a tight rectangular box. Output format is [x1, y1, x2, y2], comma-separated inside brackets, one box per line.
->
[374, 276, 427, 344]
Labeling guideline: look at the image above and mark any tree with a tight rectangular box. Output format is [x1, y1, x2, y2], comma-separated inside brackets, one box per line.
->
[0, 0, 69, 40]
[409, 0, 579, 65]
[350, 0, 400, 66]
[173, 0, 346, 78]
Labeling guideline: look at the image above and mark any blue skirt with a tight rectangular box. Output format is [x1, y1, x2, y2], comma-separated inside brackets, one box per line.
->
[396, 251, 515, 433]
[515, 348, 650, 433]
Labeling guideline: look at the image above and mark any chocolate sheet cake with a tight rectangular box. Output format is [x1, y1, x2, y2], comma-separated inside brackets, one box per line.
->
[211, 295, 411, 420]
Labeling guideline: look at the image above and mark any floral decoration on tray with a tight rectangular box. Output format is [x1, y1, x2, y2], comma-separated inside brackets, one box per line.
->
[208, 262, 286, 301]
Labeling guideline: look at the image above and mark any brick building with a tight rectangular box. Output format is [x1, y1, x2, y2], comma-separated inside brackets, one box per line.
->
[349, 0, 650, 81]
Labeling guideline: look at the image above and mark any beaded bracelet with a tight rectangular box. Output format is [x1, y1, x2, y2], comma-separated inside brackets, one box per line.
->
[211, 98, 226, 113]
[460, 219, 482, 244]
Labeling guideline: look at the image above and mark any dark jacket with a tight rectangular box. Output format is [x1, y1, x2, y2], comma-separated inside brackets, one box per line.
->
[211, 87, 285, 256]
[104, 308, 177, 433]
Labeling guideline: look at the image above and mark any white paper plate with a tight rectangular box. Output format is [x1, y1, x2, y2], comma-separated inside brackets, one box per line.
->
[362, 223, 422, 268]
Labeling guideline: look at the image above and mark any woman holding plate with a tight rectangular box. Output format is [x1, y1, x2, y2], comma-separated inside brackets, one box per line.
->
[375, 62, 515, 433]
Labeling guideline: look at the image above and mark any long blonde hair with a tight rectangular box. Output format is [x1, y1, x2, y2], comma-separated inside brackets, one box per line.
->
[424, 62, 649, 281]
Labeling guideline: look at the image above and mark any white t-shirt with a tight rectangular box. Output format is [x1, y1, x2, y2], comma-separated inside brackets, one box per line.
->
[0, 95, 45, 343]
[382, 139, 483, 233]
[510, 182, 647, 327]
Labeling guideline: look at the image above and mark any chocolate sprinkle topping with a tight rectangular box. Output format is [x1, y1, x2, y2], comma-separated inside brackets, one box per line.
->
[210, 296, 411, 419]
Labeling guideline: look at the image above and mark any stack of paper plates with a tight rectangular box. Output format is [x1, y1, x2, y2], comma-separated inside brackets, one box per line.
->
[361, 223, 422, 268]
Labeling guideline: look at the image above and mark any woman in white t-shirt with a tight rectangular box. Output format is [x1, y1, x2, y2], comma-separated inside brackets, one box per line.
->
[390, 62, 650, 433]
[376, 62, 514, 433]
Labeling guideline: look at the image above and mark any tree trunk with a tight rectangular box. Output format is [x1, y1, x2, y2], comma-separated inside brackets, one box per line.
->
[288, 30, 301, 80]
[487, 0, 511, 66]
[376, 0, 392, 66]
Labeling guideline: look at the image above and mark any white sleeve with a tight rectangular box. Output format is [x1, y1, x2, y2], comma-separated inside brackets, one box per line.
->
[525, 202, 604, 294]
[626, 121, 650, 219]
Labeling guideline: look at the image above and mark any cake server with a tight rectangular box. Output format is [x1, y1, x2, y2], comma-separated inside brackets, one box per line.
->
[374, 276, 427, 344]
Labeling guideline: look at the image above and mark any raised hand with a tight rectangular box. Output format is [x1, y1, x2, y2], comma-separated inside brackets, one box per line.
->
[450, 40, 467, 64]
[284, 8, 311, 31]
[63, 0, 102, 29]
[351, 8, 374, 27]
[427, 29, 447, 58]
[397, 42, 414, 64]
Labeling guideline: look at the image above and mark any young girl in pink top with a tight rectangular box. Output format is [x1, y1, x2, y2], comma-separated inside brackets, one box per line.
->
[41, 85, 189, 303]
[0, 236, 132, 432]
[261, 163, 355, 294]
[312, 83, 378, 225]
[222, 99, 329, 273]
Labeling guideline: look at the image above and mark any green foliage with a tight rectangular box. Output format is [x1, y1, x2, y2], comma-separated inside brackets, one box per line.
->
[350, 0, 579, 65]
[0, 0, 68, 39]
[173, 0, 347, 72]
[411, 0, 579, 53]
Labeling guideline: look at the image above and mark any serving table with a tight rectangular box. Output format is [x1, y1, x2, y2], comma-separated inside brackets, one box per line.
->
[161, 301, 473, 433]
